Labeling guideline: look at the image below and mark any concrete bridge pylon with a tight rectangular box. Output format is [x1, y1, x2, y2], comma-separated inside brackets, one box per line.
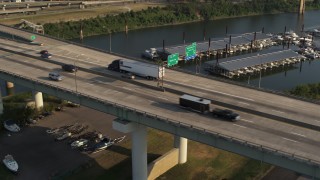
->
[299, 0, 305, 14]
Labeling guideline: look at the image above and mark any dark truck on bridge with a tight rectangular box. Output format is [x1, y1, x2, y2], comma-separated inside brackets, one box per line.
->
[179, 94, 211, 113]
[211, 108, 240, 122]
[179, 94, 240, 122]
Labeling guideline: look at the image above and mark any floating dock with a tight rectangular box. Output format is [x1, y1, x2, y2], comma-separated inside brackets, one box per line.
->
[205, 49, 306, 78]
[155, 32, 273, 61]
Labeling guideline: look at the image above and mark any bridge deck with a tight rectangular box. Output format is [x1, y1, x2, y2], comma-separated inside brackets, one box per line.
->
[0, 25, 320, 177]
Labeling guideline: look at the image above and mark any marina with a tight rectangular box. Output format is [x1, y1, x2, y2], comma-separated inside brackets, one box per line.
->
[149, 32, 274, 61]
[204, 49, 306, 78]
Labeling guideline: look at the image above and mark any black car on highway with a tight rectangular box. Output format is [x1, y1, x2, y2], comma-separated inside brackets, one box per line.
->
[212, 108, 240, 122]
[62, 64, 78, 72]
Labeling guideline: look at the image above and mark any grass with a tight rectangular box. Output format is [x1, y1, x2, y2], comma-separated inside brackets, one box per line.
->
[0, 3, 167, 25]
[64, 129, 271, 180]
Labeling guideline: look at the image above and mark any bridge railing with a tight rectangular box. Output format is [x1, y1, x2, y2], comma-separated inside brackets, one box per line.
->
[0, 69, 319, 168]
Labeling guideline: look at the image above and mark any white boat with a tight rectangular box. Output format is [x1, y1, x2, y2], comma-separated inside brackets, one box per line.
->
[56, 131, 71, 141]
[3, 120, 20, 133]
[2, 155, 19, 173]
[142, 48, 159, 60]
[71, 139, 88, 148]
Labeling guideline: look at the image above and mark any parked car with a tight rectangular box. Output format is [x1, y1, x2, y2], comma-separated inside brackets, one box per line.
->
[62, 64, 78, 72]
[3, 120, 20, 133]
[49, 72, 63, 81]
[41, 53, 52, 58]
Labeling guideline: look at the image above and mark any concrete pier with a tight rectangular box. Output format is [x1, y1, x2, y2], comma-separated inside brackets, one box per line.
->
[174, 136, 188, 164]
[6, 81, 14, 96]
[113, 119, 148, 180]
[33, 91, 43, 110]
[299, 0, 305, 14]
[132, 124, 147, 180]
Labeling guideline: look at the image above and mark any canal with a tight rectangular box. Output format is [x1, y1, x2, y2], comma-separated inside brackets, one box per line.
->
[1, 10, 320, 96]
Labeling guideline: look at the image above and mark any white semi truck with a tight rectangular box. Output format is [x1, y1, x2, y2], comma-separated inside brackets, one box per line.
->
[108, 59, 165, 79]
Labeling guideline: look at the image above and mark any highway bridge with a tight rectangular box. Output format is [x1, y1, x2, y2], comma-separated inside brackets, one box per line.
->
[0, 24, 320, 179]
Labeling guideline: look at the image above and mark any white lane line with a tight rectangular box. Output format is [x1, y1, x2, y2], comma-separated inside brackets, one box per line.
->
[291, 132, 306, 137]
[241, 119, 253, 123]
[282, 137, 298, 143]
[165, 79, 254, 102]
[271, 110, 285, 114]
[157, 96, 168, 101]
[233, 124, 247, 128]
[122, 87, 132, 91]
[239, 102, 250, 106]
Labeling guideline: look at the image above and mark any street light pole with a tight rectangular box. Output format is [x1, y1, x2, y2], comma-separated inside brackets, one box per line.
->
[74, 61, 78, 94]
[109, 32, 112, 52]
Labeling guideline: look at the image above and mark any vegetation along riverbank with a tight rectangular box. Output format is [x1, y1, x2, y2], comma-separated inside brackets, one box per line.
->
[41, 0, 320, 39]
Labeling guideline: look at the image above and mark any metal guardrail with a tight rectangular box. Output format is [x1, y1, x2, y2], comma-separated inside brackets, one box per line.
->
[0, 69, 319, 168]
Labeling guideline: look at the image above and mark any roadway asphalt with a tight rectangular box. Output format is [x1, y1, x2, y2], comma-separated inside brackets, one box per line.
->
[1, 46, 320, 166]
[1, 27, 320, 174]
[0, 106, 126, 179]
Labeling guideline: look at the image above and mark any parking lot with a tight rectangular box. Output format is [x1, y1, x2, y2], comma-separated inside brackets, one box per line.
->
[0, 106, 127, 179]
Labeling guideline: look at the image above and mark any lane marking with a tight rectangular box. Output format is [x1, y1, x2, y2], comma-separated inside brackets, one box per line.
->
[271, 110, 285, 114]
[157, 96, 168, 101]
[233, 124, 247, 128]
[282, 137, 298, 143]
[241, 119, 253, 123]
[165, 79, 254, 102]
[239, 102, 250, 106]
[122, 87, 132, 91]
[291, 132, 306, 137]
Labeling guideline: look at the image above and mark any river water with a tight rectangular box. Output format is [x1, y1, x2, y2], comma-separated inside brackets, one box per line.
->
[73, 10, 320, 91]
[1, 10, 320, 96]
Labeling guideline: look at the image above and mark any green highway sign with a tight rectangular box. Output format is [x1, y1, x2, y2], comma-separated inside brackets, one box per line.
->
[167, 53, 179, 67]
[30, 35, 36, 41]
[185, 42, 197, 60]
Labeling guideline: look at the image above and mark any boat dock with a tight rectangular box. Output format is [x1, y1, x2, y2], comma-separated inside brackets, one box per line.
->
[205, 49, 306, 78]
[154, 32, 274, 61]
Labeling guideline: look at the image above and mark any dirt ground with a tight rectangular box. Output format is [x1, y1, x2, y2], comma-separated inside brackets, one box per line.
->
[0, 106, 127, 179]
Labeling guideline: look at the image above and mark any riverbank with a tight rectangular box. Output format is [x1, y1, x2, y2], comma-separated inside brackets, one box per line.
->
[40, 1, 320, 39]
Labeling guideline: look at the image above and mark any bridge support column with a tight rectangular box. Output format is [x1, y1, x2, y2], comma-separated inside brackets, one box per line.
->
[299, 0, 305, 14]
[113, 119, 147, 180]
[6, 81, 14, 96]
[0, 87, 3, 115]
[33, 91, 43, 110]
[174, 136, 188, 164]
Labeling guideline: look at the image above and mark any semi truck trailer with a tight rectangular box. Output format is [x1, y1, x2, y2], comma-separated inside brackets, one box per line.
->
[108, 59, 165, 79]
